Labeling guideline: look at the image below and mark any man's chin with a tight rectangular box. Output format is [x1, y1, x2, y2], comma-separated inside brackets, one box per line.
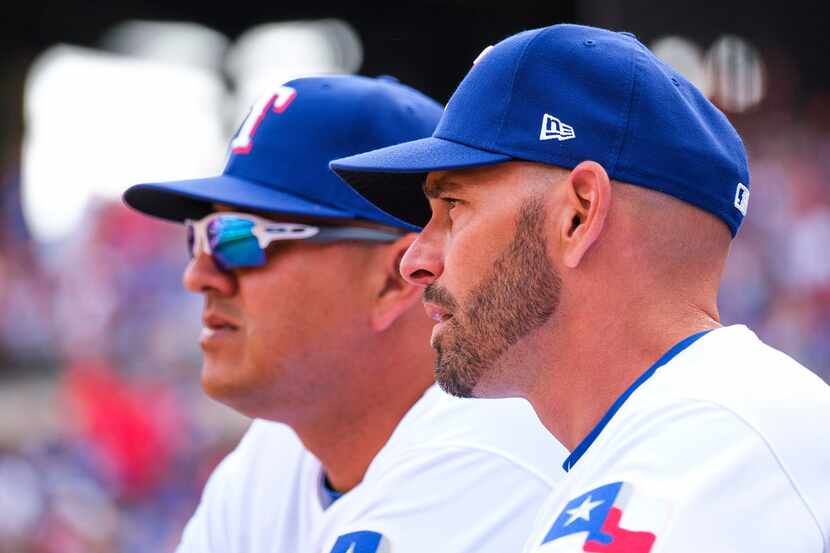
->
[434, 352, 520, 399]
[200, 358, 247, 403]
[434, 361, 476, 398]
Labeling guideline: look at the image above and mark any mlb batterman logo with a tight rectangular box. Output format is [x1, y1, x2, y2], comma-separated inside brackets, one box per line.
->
[540, 482, 662, 552]
[734, 182, 750, 216]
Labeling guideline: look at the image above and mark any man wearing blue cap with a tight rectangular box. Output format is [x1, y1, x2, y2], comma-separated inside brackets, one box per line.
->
[332, 26, 830, 552]
[123, 75, 566, 553]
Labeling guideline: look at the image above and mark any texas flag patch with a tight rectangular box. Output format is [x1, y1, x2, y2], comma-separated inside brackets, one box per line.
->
[540, 482, 661, 552]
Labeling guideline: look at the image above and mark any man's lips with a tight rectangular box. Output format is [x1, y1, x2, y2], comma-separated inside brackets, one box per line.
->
[423, 302, 453, 323]
[202, 312, 240, 331]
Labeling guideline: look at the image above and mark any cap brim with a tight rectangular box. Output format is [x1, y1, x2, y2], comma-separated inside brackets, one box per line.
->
[124, 174, 370, 224]
[331, 137, 511, 227]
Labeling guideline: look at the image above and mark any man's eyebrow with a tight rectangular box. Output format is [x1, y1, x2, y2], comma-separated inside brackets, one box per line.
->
[423, 177, 464, 199]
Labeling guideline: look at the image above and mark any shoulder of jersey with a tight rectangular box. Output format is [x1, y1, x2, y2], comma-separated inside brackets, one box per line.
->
[641, 325, 830, 412]
[610, 325, 830, 520]
[552, 326, 830, 552]
[372, 385, 568, 483]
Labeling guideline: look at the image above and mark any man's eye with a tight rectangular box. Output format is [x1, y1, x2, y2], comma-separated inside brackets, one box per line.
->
[442, 197, 460, 209]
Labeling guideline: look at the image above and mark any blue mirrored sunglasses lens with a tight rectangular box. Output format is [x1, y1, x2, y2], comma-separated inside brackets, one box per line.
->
[206, 216, 266, 271]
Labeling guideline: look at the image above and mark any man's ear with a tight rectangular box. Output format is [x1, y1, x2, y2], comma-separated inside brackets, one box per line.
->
[559, 160, 612, 269]
[371, 233, 424, 332]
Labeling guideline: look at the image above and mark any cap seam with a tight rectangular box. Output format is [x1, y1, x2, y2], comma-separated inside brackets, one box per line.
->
[356, 78, 390, 148]
[608, 41, 642, 177]
[730, 126, 751, 184]
[492, 29, 547, 151]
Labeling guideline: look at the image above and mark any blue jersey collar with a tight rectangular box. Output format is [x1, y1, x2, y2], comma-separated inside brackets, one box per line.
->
[562, 329, 712, 471]
[322, 472, 345, 507]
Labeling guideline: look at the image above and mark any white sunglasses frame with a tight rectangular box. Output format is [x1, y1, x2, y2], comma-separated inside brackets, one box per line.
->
[185, 211, 404, 259]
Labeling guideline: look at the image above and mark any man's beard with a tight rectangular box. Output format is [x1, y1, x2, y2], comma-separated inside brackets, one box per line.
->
[424, 196, 561, 397]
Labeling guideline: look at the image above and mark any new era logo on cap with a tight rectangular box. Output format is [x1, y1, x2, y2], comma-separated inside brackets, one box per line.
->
[540, 113, 575, 141]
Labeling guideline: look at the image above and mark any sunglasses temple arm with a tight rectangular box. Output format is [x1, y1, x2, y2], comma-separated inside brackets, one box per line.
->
[310, 227, 403, 243]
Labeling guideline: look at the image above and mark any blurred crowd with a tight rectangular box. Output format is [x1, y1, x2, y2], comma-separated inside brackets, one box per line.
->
[0, 191, 239, 551]
[719, 72, 830, 380]
[0, 42, 829, 553]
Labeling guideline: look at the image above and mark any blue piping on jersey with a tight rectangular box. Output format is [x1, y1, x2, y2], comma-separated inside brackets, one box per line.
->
[562, 329, 712, 472]
[322, 473, 345, 505]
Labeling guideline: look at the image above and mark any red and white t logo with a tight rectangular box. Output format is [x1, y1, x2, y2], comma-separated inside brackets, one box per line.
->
[231, 86, 297, 154]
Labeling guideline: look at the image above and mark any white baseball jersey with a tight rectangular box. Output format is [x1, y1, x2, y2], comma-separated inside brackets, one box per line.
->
[178, 384, 567, 553]
[523, 325, 830, 553]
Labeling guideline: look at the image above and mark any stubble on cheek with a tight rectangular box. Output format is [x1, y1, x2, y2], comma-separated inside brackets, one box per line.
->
[432, 196, 561, 398]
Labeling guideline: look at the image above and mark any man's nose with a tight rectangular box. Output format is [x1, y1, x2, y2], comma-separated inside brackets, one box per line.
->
[182, 253, 237, 296]
[400, 230, 444, 287]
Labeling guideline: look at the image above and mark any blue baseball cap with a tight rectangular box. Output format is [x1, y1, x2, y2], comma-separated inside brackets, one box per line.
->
[124, 75, 443, 232]
[331, 24, 751, 236]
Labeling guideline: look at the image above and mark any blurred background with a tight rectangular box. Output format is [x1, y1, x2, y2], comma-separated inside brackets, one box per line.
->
[0, 0, 828, 550]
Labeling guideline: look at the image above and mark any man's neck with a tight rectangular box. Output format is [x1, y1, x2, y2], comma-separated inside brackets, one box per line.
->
[292, 365, 434, 493]
[527, 303, 720, 452]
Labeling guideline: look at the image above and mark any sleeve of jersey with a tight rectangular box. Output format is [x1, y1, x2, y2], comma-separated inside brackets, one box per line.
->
[525, 402, 825, 553]
[320, 446, 556, 553]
